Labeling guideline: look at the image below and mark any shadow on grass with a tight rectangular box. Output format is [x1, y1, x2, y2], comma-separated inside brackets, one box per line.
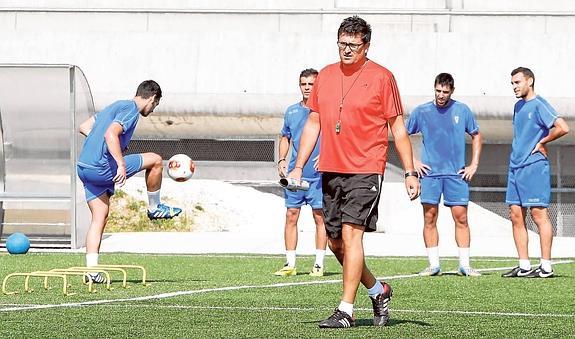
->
[355, 318, 431, 327]
[302, 318, 431, 327]
[132, 279, 207, 283]
[290, 271, 341, 277]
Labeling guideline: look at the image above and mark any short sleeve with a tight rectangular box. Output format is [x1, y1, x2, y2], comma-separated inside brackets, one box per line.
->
[537, 101, 558, 129]
[307, 71, 322, 114]
[382, 74, 404, 119]
[280, 110, 291, 138]
[464, 105, 480, 135]
[405, 109, 420, 135]
[113, 104, 138, 133]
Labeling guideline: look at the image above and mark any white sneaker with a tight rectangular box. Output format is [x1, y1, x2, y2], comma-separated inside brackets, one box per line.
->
[458, 266, 481, 277]
[418, 266, 441, 276]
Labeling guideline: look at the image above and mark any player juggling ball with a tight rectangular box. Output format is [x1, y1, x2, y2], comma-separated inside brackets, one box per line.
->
[76, 80, 183, 283]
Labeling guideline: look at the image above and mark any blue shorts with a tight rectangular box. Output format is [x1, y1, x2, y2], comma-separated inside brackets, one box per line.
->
[77, 154, 143, 202]
[420, 176, 469, 206]
[284, 178, 322, 209]
[506, 160, 550, 207]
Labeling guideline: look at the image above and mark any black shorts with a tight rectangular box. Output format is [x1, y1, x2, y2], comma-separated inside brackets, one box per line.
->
[322, 172, 383, 239]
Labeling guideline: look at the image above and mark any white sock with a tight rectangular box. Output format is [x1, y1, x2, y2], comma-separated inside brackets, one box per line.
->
[540, 259, 552, 272]
[314, 249, 326, 267]
[286, 250, 296, 268]
[427, 246, 440, 268]
[147, 190, 161, 211]
[86, 253, 99, 270]
[519, 259, 531, 271]
[338, 300, 354, 317]
[458, 247, 470, 268]
[367, 280, 383, 298]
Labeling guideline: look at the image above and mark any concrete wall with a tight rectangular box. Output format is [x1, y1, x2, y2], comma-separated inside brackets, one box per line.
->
[1, 1, 575, 129]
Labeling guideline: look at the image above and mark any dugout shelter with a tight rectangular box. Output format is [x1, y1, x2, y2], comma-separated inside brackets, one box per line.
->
[0, 64, 92, 249]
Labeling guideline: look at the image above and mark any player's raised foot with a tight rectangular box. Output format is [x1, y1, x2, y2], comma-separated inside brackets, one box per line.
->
[457, 266, 481, 277]
[147, 203, 182, 220]
[501, 266, 532, 278]
[418, 266, 441, 277]
[524, 266, 554, 278]
[83, 272, 107, 284]
[274, 263, 296, 277]
[309, 264, 324, 277]
[318, 308, 355, 328]
[370, 281, 393, 326]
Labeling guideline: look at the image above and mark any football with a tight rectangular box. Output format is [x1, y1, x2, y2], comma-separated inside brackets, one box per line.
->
[167, 154, 195, 182]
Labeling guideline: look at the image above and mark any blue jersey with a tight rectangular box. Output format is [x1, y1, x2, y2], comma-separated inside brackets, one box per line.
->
[509, 96, 558, 169]
[406, 100, 479, 177]
[280, 102, 321, 182]
[78, 100, 140, 169]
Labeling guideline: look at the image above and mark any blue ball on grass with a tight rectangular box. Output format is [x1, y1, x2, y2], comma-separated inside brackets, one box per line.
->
[6, 232, 30, 255]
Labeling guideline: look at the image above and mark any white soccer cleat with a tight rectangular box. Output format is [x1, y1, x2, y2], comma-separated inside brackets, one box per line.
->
[418, 266, 441, 276]
[457, 266, 481, 277]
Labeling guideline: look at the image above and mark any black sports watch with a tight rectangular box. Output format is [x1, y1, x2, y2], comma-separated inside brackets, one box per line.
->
[404, 171, 419, 179]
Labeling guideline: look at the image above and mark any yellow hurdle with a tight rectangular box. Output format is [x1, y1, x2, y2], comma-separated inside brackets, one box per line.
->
[46, 269, 103, 293]
[2, 264, 147, 296]
[2, 272, 70, 295]
[94, 264, 148, 286]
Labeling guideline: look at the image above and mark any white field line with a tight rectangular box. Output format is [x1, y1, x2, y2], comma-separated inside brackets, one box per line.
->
[10, 252, 566, 263]
[144, 254, 548, 262]
[0, 260, 572, 313]
[82, 304, 575, 318]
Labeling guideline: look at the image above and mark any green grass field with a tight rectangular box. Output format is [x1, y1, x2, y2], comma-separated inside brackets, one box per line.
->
[1, 253, 574, 338]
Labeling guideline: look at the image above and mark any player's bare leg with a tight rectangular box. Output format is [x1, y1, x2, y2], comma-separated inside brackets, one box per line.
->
[530, 207, 553, 260]
[340, 223, 367, 304]
[502, 205, 534, 277]
[312, 209, 327, 252]
[451, 205, 479, 276]
[451, 205, 470, 248]
[86, 193, 110, 254]
[328, 237, 375, 290]
[422, 204, 439, 247]
[310, 208, 327, 276]
[274, 208, 300, 276]
[327, 224, 392, 327]
[509, 205, 529, 259]
[284, 208, 300, 251]
[141, 152, 163, 191]
[420, 204, 441, 276]
[84, 193, 110, 283]
[525, 207, 554, 277]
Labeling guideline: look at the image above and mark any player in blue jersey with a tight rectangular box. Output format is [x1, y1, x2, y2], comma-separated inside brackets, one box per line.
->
[502, 67, 569, 278]
[407, 73, 483, 277]
[77, 80, 183, 283]
[274, 68, 328, 277]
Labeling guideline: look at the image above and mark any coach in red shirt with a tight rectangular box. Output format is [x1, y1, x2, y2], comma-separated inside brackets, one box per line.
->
[287, 15, 420, 328]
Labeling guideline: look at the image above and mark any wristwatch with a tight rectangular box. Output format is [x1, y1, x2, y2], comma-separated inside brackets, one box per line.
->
[404, 171, 419, 179]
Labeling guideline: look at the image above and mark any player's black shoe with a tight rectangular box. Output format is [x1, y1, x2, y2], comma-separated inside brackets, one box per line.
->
[524, 266, 554, 278]
[501, 266, 532, 278]
[318, 308, 355, 328]
[83, 272, 107, 284]
[370, 281, 393, 326]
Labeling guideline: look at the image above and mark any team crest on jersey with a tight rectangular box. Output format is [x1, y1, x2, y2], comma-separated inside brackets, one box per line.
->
[453, 115, 459, 124]
[528, 112, 533, 119]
